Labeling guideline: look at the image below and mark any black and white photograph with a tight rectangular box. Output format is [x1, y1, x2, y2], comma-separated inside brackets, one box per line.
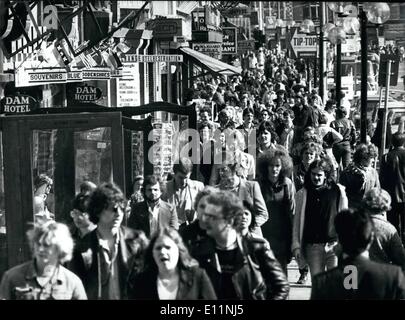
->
[0, 0, 405, 308]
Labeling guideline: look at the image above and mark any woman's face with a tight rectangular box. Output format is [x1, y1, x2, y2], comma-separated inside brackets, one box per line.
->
[258, 130, 272, 146]
[237, 209, 252, 232]
[153, 235, 179, 273]
[268, 158, 282, 182]
[34, 240, 59, 266]
[302, 150, 316, 165]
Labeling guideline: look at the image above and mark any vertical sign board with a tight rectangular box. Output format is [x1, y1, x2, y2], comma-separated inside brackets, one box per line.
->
[117, 62, 140, 107]
[222, 27, 237, 55]
[152, 122, 173, 180]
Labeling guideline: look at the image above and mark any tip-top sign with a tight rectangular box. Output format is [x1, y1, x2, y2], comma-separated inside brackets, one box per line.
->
[290, 27, 318, 58]
[0, 95, 38, 114]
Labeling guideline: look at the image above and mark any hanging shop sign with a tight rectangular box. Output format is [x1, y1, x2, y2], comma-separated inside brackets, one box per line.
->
[290, 27, 318, 58]
[191, 43, 222, 58]
[82, 68, 111, 80]
[122, 54, 183, 63]
[68, 84, 103, 104]
[0, 94, 39, 114]
[237, 40, 255, 53]
[67, 70, 83, 82]
[15, 68, 68, 87]
[222, 27, 237, 55]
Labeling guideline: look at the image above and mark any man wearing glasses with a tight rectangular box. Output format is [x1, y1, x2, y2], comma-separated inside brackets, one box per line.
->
[191, 190, 289, 300]
[70, 182, 140, 300]
[69, 193, 96, 241]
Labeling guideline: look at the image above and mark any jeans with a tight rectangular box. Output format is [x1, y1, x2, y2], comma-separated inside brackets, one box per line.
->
[303, 242, 338, 279]
[332, 143, 352, 169]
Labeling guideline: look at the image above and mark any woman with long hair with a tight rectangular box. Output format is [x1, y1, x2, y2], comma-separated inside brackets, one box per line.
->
[127, 227, 216, 300]
[257, 148, 295, 276]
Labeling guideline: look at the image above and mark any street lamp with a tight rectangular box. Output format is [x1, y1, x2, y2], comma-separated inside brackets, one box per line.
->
[359, 2, 390, 144]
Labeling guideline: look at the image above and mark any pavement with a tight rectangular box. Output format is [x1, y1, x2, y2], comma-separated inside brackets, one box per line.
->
[287, 259, 312, 300]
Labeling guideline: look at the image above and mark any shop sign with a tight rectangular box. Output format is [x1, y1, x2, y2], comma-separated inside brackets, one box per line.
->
[82, 68, 111, 80]
[70, 84, 102, 103]
[192, 43, 222, 53]
[238, 40, 255, 53]
[146, 18, 183, 39]
[0, 94, 38, 114]
[290, 27, 317, 58]
[67, 70, 83, 82]
[15, 68, 68, 87]
[222, 27, 237, 55]
[123, 54, 183, 63]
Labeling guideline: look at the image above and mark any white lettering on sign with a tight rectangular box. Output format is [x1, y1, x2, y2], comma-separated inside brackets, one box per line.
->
[43, 5, 58, 30]
[5, 96, 29, 105]
[123, 55, 183, 63]
[4, 105, 31, 113]
[82, 71, 111, 79]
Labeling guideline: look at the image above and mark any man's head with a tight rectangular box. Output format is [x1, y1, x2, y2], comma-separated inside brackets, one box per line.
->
[172, 158, 193, 187]
[305, 158, 333, 188]
[70, 194, 93, 230]
[242, 107, 254, 125]
[392, 132, 405, 148]
[143, 175, 164, 203]
[34, 174, 53, 197]
[199, 107, 212, 124]
[79, 180, 97, 196]
[87, 182, 126, 231]
[334, 209, 374, 257]
[201, 190, 243, 240]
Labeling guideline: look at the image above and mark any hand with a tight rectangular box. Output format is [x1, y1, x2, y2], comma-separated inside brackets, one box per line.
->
[293, 248, 301, 262]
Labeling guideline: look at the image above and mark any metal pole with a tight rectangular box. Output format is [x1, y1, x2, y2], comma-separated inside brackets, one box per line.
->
[336, 42, 341, 108]
[319, 2, 325, 103]
[360, 8, 368, 144]
[380, 59, 391, 161]
[307, 58, 311, 91]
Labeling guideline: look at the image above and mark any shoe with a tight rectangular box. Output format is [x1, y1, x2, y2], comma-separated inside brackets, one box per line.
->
[296, 274, 307, 285]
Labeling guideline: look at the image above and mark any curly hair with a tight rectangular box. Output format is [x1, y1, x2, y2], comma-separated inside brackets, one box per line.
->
[142, 227, 198, 273]
[142, 175, 166, 196]
[257, 148, 293, 183]
[205, 190, 244, 222]
[234, 200, 258, 232]
[194, 186, 219, 211]
[363, 188, 392, 213]
[300, 141, 323, 158]
[27, 221, 74, 264]
[353, 143, 378, 165]
[87, 182, 125, 224]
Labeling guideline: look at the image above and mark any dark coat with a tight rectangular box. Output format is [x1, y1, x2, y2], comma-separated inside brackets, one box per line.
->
[127, 266, 217, 300]
[191, 235, 289, 300]
[311, 256, 405, 300]
[127, 200, 178, 237]
[380, 148, 405, 203]
[69, 226, 138, 300]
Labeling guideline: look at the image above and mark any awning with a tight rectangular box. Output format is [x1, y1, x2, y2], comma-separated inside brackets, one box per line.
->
[180, 47, 242, 76]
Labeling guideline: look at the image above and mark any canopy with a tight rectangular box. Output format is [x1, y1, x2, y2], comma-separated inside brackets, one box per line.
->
[180, 47, 242, 76]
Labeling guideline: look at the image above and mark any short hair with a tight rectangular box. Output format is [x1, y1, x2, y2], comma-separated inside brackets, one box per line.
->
[319, 112, 328, 125]
[363, 188, 392, 213]
[79, 180, 97, 195]
[34, 174, 53, 190]
[205, 190, 244, 223]
[335, 107, 347, 119]
[257, 148, 293, 183]
[143, 227, 198, 273]
[194, 186, 219, 211]
[304, 158, 334, 188]
[242, 107, 254, 117]
[71, 193, 90, 213]
[27, 221, 74, 263]
[87, 182, 125, 224]
[199, 106, 212, 116]
[173, 158, 193, 175]
[353, 143, 378, 165]
[392, 132, 405, 148]
[334, 209, 374, 256]
[142, 175, 165, 195]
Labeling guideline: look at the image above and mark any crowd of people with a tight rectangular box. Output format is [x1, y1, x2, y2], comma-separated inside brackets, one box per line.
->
[1, 46, 405, 300]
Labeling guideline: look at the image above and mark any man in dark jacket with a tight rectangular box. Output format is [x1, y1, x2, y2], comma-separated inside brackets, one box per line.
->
[380, 132, 405, 244]
[69, 182, 139, 300]
[190, 190, 289, 300]
[128, 175, 178, 237]
[311, 208, 405, 300]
